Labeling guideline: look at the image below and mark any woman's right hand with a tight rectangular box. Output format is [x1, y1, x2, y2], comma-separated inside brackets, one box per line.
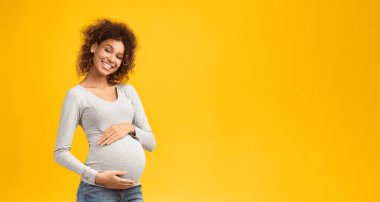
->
[95, 170, 136, 189]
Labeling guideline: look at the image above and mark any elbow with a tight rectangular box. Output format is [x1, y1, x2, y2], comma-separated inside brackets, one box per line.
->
[147, 141, 156, 152]
[145, 135, 157, 152]
[53, 151, 60, 165]
[146, 147, 155, 152]
[53, 149, 61, 164]
[53, 147, 68, 164]
[136, 128, 157, 152]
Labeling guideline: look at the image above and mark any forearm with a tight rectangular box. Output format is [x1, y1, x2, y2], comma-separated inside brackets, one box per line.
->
[125, 84, 157, 152]
[131, 124, 156, 152]
[54, 147, 99, 185]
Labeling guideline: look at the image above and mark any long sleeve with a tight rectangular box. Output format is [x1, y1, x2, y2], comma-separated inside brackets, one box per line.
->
[53, 90, 99, 185]
[127, 84, 157, 152]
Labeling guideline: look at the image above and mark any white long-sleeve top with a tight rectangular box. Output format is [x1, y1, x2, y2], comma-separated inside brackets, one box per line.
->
[54, 83, 156, 187]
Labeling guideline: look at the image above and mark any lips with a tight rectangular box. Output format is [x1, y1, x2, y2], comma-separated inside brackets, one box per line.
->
[102, 61, 112, 70]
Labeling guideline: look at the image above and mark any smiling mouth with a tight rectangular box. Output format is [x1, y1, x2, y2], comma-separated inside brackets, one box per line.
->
[102, 61, 112, 70]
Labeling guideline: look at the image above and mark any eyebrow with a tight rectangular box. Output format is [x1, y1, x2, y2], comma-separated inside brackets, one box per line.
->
[105, 44, 124, 55]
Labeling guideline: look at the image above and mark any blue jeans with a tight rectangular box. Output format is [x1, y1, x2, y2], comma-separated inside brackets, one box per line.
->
[76, 181, 143, 202]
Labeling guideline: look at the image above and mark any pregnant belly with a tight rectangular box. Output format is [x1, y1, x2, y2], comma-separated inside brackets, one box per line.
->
[85, 135, 146, 183]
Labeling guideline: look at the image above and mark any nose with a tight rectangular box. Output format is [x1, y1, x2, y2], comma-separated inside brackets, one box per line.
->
[107, 54, 116, 64]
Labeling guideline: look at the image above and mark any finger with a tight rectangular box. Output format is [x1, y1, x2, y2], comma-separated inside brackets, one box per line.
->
[99, 132, 115, 145]
[98, 128, 114, 144]
[101, 135, 115, 146]
[123, 183, 135, 189]
[116, 183, 134, 190]
[114, 171, 128, 176]
[98, 131, 111, 144]
[115, 176, 135, 184]
[116, 179, 130, 184]
[120, 182, 135, 189]
[104, 133, 122, 145]
[99, 129, 111, 140]
[122, 179, 135, 184]
[121, 181, 135, 186]
[113, 180, 134, 189]
[97, 134, 107, 144]
[102, 135, 113, 145]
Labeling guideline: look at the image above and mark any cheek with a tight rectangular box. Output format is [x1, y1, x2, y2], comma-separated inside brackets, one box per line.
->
[114, 62, 122, 70]
[96, 51, 107, 58]
[116, 60, 123, 68]
[93, 52, 103, 63]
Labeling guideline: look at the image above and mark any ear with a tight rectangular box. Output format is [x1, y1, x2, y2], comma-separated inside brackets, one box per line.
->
[90, 43, 98, 53]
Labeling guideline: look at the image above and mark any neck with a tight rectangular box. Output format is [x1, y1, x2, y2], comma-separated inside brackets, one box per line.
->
[81, 68, 112, 88]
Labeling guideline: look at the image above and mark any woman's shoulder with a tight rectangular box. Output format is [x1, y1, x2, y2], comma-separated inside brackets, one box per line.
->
[63, 85, 83, 101]
[119, 83, 140, 102]
[119, 83, 137, 94]
[67, 84, 82, 94]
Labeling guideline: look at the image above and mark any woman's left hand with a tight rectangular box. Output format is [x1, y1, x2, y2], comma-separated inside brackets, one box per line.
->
[98, 123, 135, 146]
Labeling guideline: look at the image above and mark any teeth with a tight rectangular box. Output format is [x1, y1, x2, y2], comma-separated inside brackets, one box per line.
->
[102, 61, 112, 69]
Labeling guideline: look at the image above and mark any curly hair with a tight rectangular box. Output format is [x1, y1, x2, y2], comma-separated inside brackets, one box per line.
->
[76, 18, 138, 85]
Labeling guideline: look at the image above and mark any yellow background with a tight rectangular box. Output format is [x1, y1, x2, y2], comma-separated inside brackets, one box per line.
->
[0, 0, 379, 201]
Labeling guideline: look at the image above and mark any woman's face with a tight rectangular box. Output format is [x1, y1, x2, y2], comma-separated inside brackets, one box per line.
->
[90, 39, 125, 77]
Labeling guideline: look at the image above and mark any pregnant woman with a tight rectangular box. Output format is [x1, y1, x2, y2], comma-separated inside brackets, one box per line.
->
[53, 18, 156, 202]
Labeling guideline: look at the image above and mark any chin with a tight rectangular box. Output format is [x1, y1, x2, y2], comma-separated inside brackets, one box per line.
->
[93, 65, 112, 76]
